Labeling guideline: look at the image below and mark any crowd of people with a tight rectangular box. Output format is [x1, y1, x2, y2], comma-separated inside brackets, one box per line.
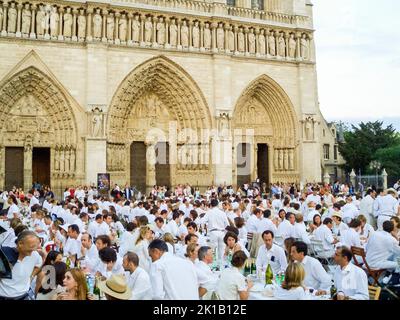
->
[0, 179, 399, 300]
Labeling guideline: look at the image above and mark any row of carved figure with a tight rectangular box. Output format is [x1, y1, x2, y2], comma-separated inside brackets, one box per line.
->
[0, 2, 312, 60]
[274, 148, 295, 171]
[53, 147, 76, 174]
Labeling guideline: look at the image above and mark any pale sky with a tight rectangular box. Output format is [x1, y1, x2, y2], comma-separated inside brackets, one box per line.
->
[313, 0, 400, 121]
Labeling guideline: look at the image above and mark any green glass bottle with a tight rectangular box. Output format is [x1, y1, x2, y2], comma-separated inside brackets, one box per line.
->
[265, 263, 273, 285]
[93, 277, 101, 299]
[330, 281, 337, 299]
[66, 256, 71, 270]
[250, 259, 256, 275]
[244, 260, 250, 276]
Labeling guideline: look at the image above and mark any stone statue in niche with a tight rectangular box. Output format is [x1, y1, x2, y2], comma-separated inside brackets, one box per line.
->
[63, 7, 73, 38]
[36, 5, 46, 36]
[144, 16, 152, 43]
[132, 15, 140, 42]
[304, 117, 315, 141]
[0, 7, 3, 32]
[248, 30, 256, 54]
[21, 4, 32, 35]
[156, 17, 165, 45]
[300, 34, 309, 60]
[278, 33, 286, 57]
[278, 149, 283, 170]
[119, 14, 127, 41]
[49, 6, 59, 38]
[169, 19, 177, 46]
[218, 113, 230, 137]
[228, 27, 234, 51]
[7, 2, 17, 33]
[258, 30, 266, 55]
[203, 23, 211, 49]
[77, 10, 86, 39]
[192, 21, 200, 48]
[93, 9, 102, 39]
[268, 32, 276, 56]
[106, 13, 114, 40]
[237, 28, 244, 52]
[216, 23, 224, 50]
[181, 20, 189, 47]
[91, 108, 104, 137]
[289, 33, 296, 58]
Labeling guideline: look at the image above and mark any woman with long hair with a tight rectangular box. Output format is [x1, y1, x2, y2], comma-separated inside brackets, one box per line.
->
[57, 268, 89, 300]
[35, 250, 63, 294]
[274, 262, 307, 300]
[163, 232, 176, 254]
[36, 262, 67, 300]
[132, 226, 153, 272]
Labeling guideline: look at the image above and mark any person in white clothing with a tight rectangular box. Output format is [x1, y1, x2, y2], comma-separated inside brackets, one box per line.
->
[339, 218, 363, 249]
[276, 212, 296, 240]
[290, 241, 331, 291]
[322, 246, 369, 300]
[196, 246, 219, 299]
[293, 214, 311, 245]
[359, 189, 377, 228]
[306, 188, 321, 205]
[165, 210, 181, 239]
[313, 218, 339, 259]
[64, 224, 82, 266]
[6, 196, 19, 220]
[217, 250, 253, 300]
[274, 262, 308, 300]
[342, 196, 359, 225]
[149, 239, 199, 300]
[374, 189, 399, 230]
[80, 232, 98, 273]
[123, 252, 153, 300]
[87, 214, 111, 239]
[366, 221, 400, 270]
[256, 209, 278, 235]
[331, 212, 349, 237]
[132, 225, 153, 273]
[118, 222, 138, 257]
[256, 230, 288, 276]
[202, 199, 229, 262]
[95, 247, 124, 279]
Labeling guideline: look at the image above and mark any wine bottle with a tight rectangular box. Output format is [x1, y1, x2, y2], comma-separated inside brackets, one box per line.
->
[265, 263, 273, 285]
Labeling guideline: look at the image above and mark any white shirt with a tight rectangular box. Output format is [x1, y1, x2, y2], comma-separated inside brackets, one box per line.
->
[366, 230, 400, 269]
[64, 237, 82, 258]
[126, 267, 153, 300]
[274, 286, 307, 300]
[256, 218, 277, 235]
[132, 239, 152, 273]
[306, 194, 321, 205]
[0, 251, 42, 297]
[150, 252, 199, 300]
[256, 243, 288, 275]
[195, 261, 219, 292]
[333, 263, 369, 300]
[165, 220, 179, 238]
[359, 195, 375, 221]
[7, 204, 19, 219]
[87, 221, 110, 238]
[204, 207, 229, 231]
[342, 203, 359, 222]
[332, 222, 349, 237]
[95, 257, 124, 279]
[246, 215, 260, 234]
[300, 256, 331, 291]
[374, 194, 398, 217]
[276, 220, 295, 240]
[314, 225, 335, 254]
[306, 210, 320, 223]
[217, 267, 247, 300]
[293, 223, 311, 244]
[118, 231, 137, 257]
[339, 228, 362, 249]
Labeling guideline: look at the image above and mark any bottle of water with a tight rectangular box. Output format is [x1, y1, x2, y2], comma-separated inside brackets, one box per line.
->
[87, 275, 95, 295]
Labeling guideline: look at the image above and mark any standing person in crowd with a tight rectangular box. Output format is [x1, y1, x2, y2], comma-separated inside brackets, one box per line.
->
[374, 189, 399, 231]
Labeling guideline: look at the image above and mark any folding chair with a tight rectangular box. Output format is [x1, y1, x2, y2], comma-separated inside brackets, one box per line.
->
[310, 239, 335, 268]
[351, 246, 386, 286]
[368, 285, 381, 300]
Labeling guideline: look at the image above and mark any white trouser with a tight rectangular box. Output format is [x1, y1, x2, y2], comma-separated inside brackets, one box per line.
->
[377, 215, 392, 231]
[209, 230, 225, 262]
[367, 213, 377, 230]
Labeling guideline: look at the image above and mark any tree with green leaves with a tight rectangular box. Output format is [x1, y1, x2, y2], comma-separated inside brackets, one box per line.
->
[338, 121, 400, 174]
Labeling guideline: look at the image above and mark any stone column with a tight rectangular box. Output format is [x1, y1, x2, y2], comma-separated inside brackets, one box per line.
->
[199, 21, 204, 52]
[72, 8, 78, 41]
[164, 16, 169, 48]
[86, 8, 92, 41]
[152, 16, 157, 47]
[1, 1, 8, 37]
[30, 4, 36, 38]
[127, 13, 133, 45]
[16, 3, 22, 37]
[58, 7, 64, 41]
[211, 22, 217, 53]
[139, 14, 145, 46]
[102, 9, 107, 43]
[233, 25, 238, 55]
[23, 146, 32, 192]
[188, 20, 193, 50]
[176, 18, 182, 50]
[114, 12, 120, 44]
[252, 144, 258, 181]
[244, 26, 249, 56]
[382, 168, 388, 190]
[224, 23, 229, 54]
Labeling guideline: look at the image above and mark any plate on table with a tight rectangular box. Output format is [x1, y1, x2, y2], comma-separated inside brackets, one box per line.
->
[249, 282, 265, 293]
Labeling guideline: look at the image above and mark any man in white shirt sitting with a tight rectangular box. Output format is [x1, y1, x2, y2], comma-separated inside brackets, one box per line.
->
[306, 187, 321, 206]
[290, 241, 331, 292]
[276, 212, 296, 240]
[80, 232, 98, 273]
[256, 230, 288, 276]
[95, 247, 124, 279]
[256, 209, 278, 235]
[314, 218, 339, 259]
[339, 218, 362, 249]
[331, 211, 349, 237]
[196, 246, 219, 299]
[123, 252, 152, 300]
[321, 246, 369, 300]
[87, 214, 111, 239]
[366, 220, 400, 271]
[149, 239, 199, 300]
[64, 224, 82, 266]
